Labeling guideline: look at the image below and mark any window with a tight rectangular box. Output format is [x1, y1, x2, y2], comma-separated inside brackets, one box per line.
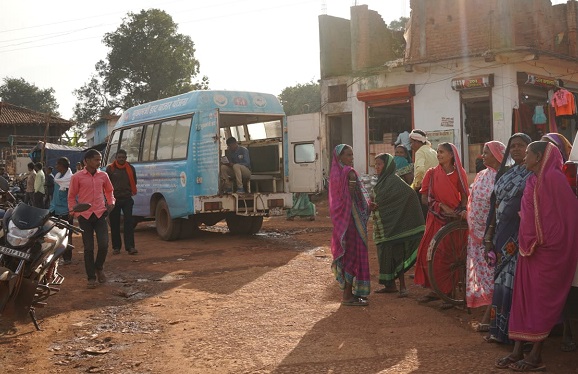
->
[142, 123, 160, 161]
[173, 118, 191, 159]
[119, 126, 143, 162]
[106, 131, 121, 165]
[156, 117, 192, 160]
[328, 84, 348, 103]
[294, 143, 316, 163]
[157, 120, 177, 160]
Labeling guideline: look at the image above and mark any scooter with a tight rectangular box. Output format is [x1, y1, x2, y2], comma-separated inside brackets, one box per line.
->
[0, 177, 89, 330]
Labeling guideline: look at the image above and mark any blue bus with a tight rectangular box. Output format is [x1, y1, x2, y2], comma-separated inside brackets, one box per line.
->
[104, 90, 316, 240]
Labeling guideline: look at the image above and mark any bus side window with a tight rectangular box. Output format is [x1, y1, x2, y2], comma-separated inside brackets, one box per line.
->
[142, 123, 160, 162]
[119, 126, 143, 163]
[173, 118, 192, 159]
[106, 131, 121, 165]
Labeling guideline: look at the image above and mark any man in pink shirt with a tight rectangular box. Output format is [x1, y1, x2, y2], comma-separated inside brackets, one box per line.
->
[68, 150, 115, 289]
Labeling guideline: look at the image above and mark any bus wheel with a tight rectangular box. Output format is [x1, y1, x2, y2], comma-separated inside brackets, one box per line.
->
[226, 215, 253, 235]
[247, 216, 263, 234]
[155, 199, 181, 241]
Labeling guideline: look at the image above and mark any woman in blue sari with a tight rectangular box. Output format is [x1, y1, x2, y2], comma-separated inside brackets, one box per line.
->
[483, 133, 532, 346]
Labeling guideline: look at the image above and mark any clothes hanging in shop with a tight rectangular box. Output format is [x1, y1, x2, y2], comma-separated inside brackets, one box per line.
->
[551, 88, 577, 116]
[532, 105, 547, 125]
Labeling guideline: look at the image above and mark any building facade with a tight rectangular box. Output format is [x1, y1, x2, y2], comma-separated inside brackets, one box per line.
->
[319, 0, 578, 173]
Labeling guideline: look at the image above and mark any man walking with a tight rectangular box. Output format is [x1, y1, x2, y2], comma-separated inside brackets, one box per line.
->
[33, 162, 45, 208]
[68, 150, 115, 289]
[106, 149, 138, 255]
[44, 166, 55, 208]
[49, 158, 74, 265]
[25, 162, 36, 205]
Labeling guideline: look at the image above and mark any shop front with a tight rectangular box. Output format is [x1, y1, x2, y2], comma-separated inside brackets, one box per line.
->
[515, 72, 578, 143]
[451, 75, 494, 172]
[356, 84, 415, 169]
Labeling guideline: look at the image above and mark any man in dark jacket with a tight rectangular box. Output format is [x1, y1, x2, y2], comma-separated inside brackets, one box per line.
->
[106, 149, 138, 255]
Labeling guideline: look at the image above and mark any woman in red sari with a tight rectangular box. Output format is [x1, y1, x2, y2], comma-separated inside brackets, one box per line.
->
[414, 143, 469, 308]
[329, 144, 372, 306]
[496, 141, 578, 371]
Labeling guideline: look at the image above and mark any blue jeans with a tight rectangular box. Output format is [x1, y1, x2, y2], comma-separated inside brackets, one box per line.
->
[78, 213, 109, 281]
[109, 197, 135, 251]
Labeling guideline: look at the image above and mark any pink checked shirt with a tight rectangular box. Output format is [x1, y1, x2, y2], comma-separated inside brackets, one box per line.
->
[68, 169, 115, 219]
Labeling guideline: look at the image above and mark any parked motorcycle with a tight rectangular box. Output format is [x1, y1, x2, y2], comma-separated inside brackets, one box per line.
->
[0, 177, 89, 330]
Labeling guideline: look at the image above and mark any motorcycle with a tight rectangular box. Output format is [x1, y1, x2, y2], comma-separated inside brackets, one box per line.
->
[0, 177, 89, 330]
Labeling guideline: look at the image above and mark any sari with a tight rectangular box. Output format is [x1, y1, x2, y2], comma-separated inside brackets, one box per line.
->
[329, 144, 371, 297]
[286, 193, 315, 218]
[414, 144, 469, 292]
[394, 155, 414, 179]
[509, 143, 578, 342]
[487, 133, 532, 344]
[466, 141, 505, 308]
[542, 132, 572, 162]
[372, 154, 425, 287]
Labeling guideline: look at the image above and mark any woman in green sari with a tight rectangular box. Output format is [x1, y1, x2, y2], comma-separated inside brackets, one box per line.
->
[372, 153, 426, 296]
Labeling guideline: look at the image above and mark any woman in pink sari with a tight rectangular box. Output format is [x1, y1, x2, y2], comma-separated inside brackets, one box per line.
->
[329, 144, 372, 306]
[415, 143, 469, 309]
[466, 141, 505, 330]
[496, 141, 578, 371]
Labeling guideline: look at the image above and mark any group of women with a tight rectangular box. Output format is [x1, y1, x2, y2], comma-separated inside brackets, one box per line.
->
[329, 131, 578, 371]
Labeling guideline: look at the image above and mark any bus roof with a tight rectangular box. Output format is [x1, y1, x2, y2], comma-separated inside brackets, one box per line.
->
[115, 90, 284, 128]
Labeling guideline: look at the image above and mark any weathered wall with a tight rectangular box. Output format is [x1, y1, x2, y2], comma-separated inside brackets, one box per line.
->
[407, 0, 578, 62]
[350, 5, 394, 71]
[319, 15, 351, 78]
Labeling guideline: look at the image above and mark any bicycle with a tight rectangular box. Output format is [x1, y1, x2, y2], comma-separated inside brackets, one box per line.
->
[427, 219, 469, 305]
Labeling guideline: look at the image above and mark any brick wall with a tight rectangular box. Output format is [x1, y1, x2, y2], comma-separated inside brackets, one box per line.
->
[407, 0, 578, 62]
[319, 15, 352, 78]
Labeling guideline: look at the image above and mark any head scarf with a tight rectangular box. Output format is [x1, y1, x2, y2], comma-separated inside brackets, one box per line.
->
[496, 133, 532, 182]
[447, 143, 470, 200]
[484, 140, 506, 165]
[409, 130, 427, 143]
[393, 145, 411, 170]
[542, 132, 572, 162]
[372, 153, 424, 242]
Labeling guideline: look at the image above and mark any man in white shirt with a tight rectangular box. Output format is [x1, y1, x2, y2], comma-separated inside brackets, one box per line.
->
[409, 129, 439, 218]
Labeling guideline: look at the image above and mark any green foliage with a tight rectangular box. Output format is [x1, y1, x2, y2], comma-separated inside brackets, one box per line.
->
[278, 81, 321, 116]
[388, 17, 409, 32]
[0, 77, 60, 116]
[73, 9, 209, 126]
[389, 17, 409, 59]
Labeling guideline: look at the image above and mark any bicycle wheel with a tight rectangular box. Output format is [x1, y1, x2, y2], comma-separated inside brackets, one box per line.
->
[427, 220, 469, 305]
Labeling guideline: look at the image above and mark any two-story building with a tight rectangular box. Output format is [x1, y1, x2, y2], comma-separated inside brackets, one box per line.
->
[319, 0, 578, 173]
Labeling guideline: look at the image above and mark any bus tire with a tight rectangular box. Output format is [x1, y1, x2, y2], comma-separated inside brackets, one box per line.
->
[248, 216, 263, 234]
[226, 214, 252, 235]
[155, 199, 181, 241]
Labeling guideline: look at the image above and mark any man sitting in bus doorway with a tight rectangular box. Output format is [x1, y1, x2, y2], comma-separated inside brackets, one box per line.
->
[220, 137, 251, 193]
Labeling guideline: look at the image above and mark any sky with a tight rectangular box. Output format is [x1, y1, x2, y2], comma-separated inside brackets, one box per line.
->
[0, 0, 409, 120]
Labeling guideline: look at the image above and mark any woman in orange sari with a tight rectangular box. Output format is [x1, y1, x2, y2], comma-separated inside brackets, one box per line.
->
[414, 143, 469, 309]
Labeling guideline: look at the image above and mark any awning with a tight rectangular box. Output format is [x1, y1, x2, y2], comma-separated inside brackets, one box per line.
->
[356, 84, 415, 106]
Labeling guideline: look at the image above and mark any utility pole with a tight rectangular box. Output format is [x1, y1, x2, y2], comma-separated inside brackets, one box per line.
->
[40, 112, 50, 165]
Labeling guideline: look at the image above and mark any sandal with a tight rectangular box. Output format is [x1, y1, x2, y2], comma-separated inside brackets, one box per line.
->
[484, 335, 500, 343]
[439, 302, 454, 310]
[341, 297, 369, 307]
[508, 359, 546, 372]
[561, 341, 577, 352]
[473, 322, 490, 332]
[495, 355, 521, 369]
[398, 289, 409, 298]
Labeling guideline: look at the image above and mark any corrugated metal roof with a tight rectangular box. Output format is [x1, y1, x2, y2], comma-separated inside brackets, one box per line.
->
[0, 102, 73, 126]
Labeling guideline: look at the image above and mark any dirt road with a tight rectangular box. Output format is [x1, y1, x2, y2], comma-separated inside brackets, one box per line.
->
[1, 197, 577, 373]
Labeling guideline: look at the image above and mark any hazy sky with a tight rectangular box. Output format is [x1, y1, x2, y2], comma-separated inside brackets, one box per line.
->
[0, 0, 409, 119]
[0, 0, 567, 120]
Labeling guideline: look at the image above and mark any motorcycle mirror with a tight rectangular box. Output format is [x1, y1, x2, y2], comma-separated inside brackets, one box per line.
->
[72, 203, 91, 212]
[0, 176, 8, 192]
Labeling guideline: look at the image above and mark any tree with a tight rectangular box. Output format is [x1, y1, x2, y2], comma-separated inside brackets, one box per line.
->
[73, 9, 209, 125]
[0, 77, 60, 116]
[388, 17, 409, 59]
[278, 81, 321, 116]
